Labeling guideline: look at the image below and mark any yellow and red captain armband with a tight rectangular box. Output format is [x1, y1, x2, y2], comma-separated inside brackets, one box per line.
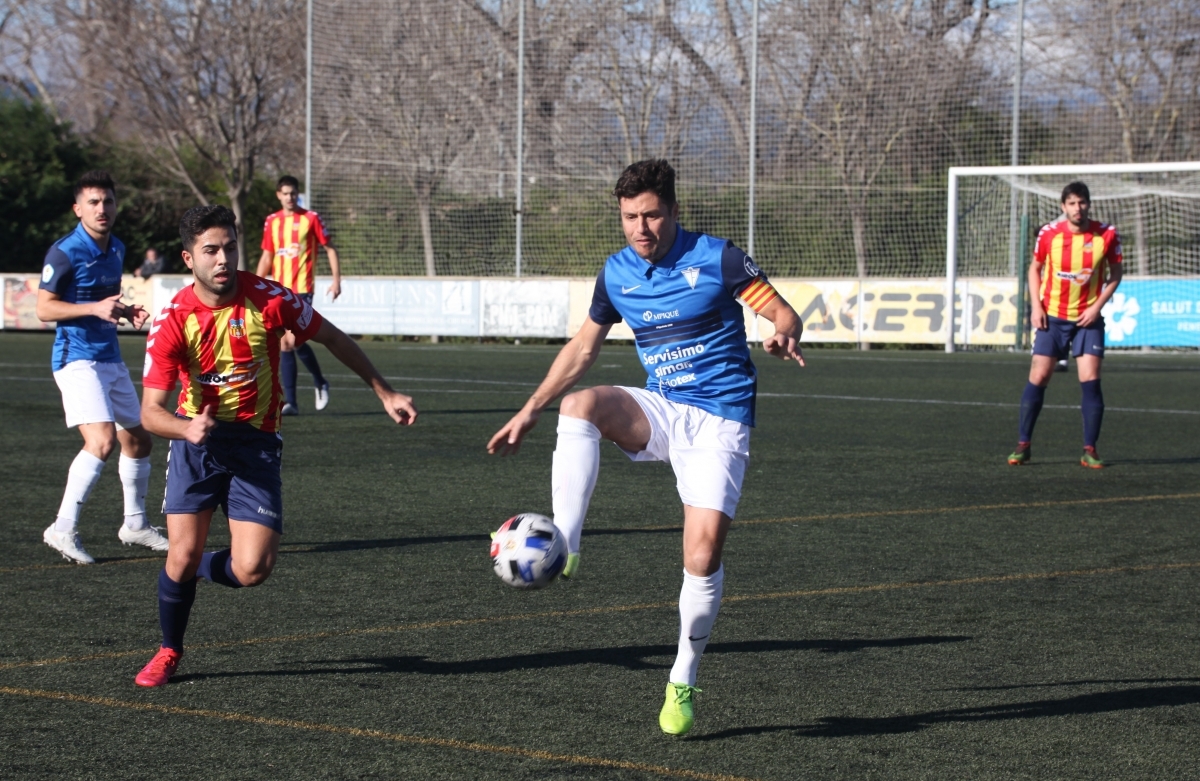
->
[738, 276, 779, 313]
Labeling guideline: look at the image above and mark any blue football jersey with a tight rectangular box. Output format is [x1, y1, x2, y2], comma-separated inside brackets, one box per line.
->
[589, 228, 766, 426]
[39, 222, 126, 370]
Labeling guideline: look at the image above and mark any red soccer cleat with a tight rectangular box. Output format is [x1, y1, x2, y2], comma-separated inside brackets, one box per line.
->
[135, 647, 182, 687]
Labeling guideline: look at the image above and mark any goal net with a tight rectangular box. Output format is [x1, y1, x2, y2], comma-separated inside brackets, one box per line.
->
[948, 163, 1200, 349]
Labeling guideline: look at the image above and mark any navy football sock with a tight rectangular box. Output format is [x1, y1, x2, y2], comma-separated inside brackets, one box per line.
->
[158, 569, 197, 652]
[280, 350, 298, 406]
[198, 549, 243, 589]
[1018, 381, 1046, 443]
[1081, 379, 1104, 447]
[295, 343, 326, 388]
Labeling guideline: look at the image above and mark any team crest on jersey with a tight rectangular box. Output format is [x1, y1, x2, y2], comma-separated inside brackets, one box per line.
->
[229, 318, 246, 338]
[743, 256, 762, 278]
[42, 264, 54, 283]
[682, 267, 700, 289]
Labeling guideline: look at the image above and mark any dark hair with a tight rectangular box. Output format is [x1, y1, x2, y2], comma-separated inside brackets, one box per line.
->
[1061, 181, 1090, 203]
[613, 159, 676, 205]
[179, 205, 238, 251]
[277, 175, 300, 191]
[74, 170, 116, 199]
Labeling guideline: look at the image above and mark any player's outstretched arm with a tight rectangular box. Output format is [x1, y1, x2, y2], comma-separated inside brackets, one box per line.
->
[255, 250, 273, 278]
[759, 297, 806, 366]
[141, 388, 217, 444]
[324, 245, 342, 300]
[311, 320, 417, 425]
[1028, 260, 1048, 331]
[37, 289, 136, 326]
[487, 317, 612, 456]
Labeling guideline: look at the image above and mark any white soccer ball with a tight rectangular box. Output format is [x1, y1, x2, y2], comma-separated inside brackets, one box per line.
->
[490, 513, 567, 589]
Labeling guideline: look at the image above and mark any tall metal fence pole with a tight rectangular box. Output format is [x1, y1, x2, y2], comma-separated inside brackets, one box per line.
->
[304, 0, 313, 208]
[514, 0, 526, 279]
[746, 0, 759, 259]
[1007, 0, 1024, 278]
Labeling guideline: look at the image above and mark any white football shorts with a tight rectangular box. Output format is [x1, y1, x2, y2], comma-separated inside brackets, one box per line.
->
[615, 386, 750, 519]
[53, 360, 142, 430]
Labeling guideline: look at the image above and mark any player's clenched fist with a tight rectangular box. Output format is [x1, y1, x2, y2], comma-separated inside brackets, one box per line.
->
[184, 405, 218, 445]
[381, 391, 418, 425]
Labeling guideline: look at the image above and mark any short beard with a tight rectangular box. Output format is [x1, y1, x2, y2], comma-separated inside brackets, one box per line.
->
[197, 270, 237, 298]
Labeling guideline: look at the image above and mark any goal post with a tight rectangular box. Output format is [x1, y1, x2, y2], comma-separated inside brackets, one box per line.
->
[945, 161, 1200, 353]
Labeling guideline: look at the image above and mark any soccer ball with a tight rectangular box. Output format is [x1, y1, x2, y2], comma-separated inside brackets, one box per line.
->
[490, 513, 567, 589]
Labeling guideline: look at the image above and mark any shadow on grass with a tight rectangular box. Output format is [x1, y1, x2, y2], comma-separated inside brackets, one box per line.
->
[170, 635, 969, 683]
[279, 524, 684, 554]
[1104, 456, 1200, 466]
[693, 684, 1200, 740]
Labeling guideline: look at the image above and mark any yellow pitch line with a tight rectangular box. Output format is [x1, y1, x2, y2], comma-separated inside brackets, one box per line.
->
[0, 686, 756, 781]
[5, 560, 1198, 673]
[6, 492, 1197, 574]
[0, 556, 162, 575]
[735, 491, 1200, 528]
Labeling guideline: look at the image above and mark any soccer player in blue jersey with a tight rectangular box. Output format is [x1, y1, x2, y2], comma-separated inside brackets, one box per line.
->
[36, 171, 169, 564]
[488, 159, 804, 736]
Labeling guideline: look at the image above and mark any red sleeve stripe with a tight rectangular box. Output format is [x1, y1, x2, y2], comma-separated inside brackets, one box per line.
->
[739, 278, 779, 313]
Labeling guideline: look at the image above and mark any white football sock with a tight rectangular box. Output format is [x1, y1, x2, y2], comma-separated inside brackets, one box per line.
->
[119, 455, 152, 531]
[551, 415, 601, 554]
[669, 565, 724, 687]
[54, 450, 106, 534]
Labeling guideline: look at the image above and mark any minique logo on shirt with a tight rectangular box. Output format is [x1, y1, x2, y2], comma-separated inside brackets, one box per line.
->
[42, 264, 54, 283]
[682, 267, 700, 289]
[279, 243, 300, 258]
[229, 318, 246, 338]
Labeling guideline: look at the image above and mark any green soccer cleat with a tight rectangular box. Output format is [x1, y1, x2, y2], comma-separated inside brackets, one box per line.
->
[659, 682, 701, 736]
[1080, 446, 1105, 469]
[1007, 443, 1031, 466]
[560, 552, 580, 580]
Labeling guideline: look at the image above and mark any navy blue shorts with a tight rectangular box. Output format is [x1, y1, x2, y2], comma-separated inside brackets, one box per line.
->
[1033, 315, 1105, 360]
[163, 421, 284, 532]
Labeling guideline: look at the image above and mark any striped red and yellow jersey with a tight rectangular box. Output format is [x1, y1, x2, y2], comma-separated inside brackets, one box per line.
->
[1034, 218, 1122, 320]
[142, 272, 324, 433]
[261, 208, 330, 294]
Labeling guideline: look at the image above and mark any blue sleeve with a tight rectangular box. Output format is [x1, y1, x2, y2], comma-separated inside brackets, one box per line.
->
[39, 246, 75, 295]
[720, 241, 768, 299]
[587, 264, 622, 325]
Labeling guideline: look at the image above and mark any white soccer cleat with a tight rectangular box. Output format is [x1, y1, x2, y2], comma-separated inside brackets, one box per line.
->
[281, 402, 300, 416]
[118, 524, 170, 552]
[315, 382, 330, 411]
[43, 525, 95, 565]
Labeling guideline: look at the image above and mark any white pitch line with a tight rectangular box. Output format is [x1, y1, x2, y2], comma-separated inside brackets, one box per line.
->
[758, 391, 1200, 415]
[3, 376, 1196, 414]
[323, 372, 538, 387]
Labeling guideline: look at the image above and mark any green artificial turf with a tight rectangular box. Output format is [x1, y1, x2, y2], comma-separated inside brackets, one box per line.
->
[1, 331, 1198, 780]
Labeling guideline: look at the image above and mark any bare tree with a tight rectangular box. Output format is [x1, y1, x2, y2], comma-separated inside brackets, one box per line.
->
[1038, 0, 1200, 271]
[772, 0, 990, 276]
[320, 0, 496, 275]
[589, 20, 701, 166]
[458, 0, 609, 176]
[53, 0, 303, 268]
